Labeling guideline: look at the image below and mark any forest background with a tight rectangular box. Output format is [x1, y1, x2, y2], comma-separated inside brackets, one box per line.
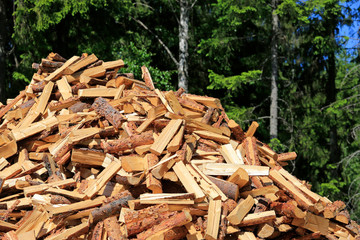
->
[0, 0, 360, 220]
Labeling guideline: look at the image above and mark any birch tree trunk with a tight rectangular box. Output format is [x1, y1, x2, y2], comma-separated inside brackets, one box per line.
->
[270, 0, 279, 139]
[178, 0, 189, 92]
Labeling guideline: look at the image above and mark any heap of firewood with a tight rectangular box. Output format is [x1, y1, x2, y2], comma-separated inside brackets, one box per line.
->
[0, 52, 358, 240]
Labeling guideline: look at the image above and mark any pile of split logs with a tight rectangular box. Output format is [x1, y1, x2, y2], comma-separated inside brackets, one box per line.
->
[0, 52, 358, 240]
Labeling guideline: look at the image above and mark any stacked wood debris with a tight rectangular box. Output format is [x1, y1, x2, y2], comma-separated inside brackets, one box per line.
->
[0, 52, 358, 240]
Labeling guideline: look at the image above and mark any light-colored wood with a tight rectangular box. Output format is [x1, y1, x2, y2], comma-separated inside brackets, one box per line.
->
[227, 195, 255, 225]
[71, 148, 106, 166]
[292, 212, 329, 235]
[49, 196, 106, 215]
[151, 153, 177, 179]
[278, 167, 321, 203]
[269, 169, 313, 208]
[0, 163, 22, 180]
[114, 84, 125, 100]
[44, 55, 80, 81]
[165, 90, 185, 115]
[56, 76, 73, 100]
[220, 144, 244, 164]
[227, 166, 249, 188]
[23, 178, 76, 197]
[186, 119, 223, 135]
[238, 210, 276, 227]
[155, 89, 174, 113]
[167, 124, 185, 152]
[103, 59, 125, 69]
[257, 144, 278, 161]
[68, 127, 101, 144]
[122, 155, 145, 172]
[277, 152, 297, 161]
[150, 119, 183, 155]
[64, 53, 98, 74]
[83, 160, 121, 199]
[240, 185, 279, 198]
[238, 232, 257, 240]
[245, 121, 259, 137]
[257, 223, 275, 238]
[0, 135, 17, 159]
[78, 88, 119, 98]
[12, 116, 58, 141]
[46, 222, 88, 240]
[193, 130, 230, 144]
[184, 94, 221, 108]
[172, 161, 205, 202]
[45, 188, 85, 200]
[205, 199, 222, 240]
[201, 163, 269, 176]
[0, 157, 9, 170]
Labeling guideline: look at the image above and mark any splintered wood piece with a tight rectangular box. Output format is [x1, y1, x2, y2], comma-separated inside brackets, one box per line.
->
[184, 94, 221, 108]
[173, 161, 206, 202]
[136, 210, 192, 240]
[278, 152, 297, 161]
[220, 144, 244, 164]
[146, 226, 187, 240]
[0, 91, 25, 119]
[238, 232, 257, 240]
[165, 90, 185, 116]
[257, 143, 278, 161]
[92, 97, 124, 129]
[167, 124, 185, 152]
[227, 195, 254, 225]
[243, 137, 260, 165]
[207, 176, 238, 200]
[271, 201, 306, 219]
[114, 84, 125, 100]
[201, 163, 269, 176]
[103, 59, 125, 69]
[145, 154, 162, 193]
[18, 81, 54, 129]
[151, 154, 177, 179]
[44, 55, 80, 81]
[205, 199, 222, 240]
[103, 215, 125, 240]
[238, 210, 276, 227]
[227, 166, 249, 188]
[269, 169, 313, 209]
[83, 160, 122, 199]
[193, 130, 230, 144]
[89, 192, 133, 224]
[78, 88, 118, 98]
[278, 168, 321, 203]
[186, 119, 223, 135]
[49, 196, 106, 215]
[257, 223, 275, 239]
[63, 53, 98, 74]
[141, 65, 155, 90]
[71, 148, 106, 166]
[48, 97, 79, 111]
[0, 220, 18, 231]
[240, 185, 279, 198]
[91, 221, 104, 240]
[0, 135, 17, 159]
[292, 212, 329, 235]
[122, 155, 145, 172]
[155, 89, 174, 113]
[150, 119, 183, 155]
[101, 131, 154, 153]
[56, 76, 73, 100]
[245, 121, 259, 137]
[228, 120, 245, 142]
[68, 128, 101, 144]
[46, 222, 89, 240]
[23, 178, 75, 197]
[12, 116, 58, 141]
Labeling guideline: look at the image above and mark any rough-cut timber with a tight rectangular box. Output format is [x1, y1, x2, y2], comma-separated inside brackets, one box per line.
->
[92, 97, 124, 129]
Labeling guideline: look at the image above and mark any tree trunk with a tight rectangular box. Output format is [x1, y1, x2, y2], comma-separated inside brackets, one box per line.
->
[178, 0, 189, 92]
[270, 0, 279, 139]
[0, 0, 7, 104]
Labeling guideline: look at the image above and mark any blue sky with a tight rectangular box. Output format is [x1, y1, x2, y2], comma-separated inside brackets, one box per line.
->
[339, 1, 360, 50]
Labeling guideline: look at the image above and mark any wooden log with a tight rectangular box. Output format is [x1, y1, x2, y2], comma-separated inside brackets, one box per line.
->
[167, 124, 185, 152]
[207, 176, 239, 200]
[56, 76, 73, 100]
[205, 199, 222, 240]
[226, 195, 254, 225]
[165, 91, 185, 116]
[238, 231, 257, 240]
[92, 97, 124, 129]
[89, 192, 133, 224]
[41, 58, 64, 68]
[0, 91, 25, 119]
[245, 121, 259, 137]
[184, 94, 220, 108]
[49, 196, 106, 215]
[220, 144, 243, 164]
[238, 210, 276, 227]
[335, 210, 350, 224]
[147, 226, 187, 240]
[141, 66, 155, 90]
[101, 131, 154, 153]
[103, 216, 125, 240]
[269, 169, 313, 209]
[150, 119, 183, 155]
[44, 55, 80, 81]
[277, 152, 297, 161]
[228, 119, 245, 142]
[292, 212, 329, 235]
[91, 221, 104, 240]
[71, 148, 106, 166]
[193, 130, 230, 144]
[240, 185, 279, 198]
[324, 200, 346, 219]
[47, 52, 66, 62]
[145, 153, 162, 193]
[257, 223, 275, 239]
[243, 137, 260, 165]
[63, 53, 98, 74]
[227, 166, 249, 188]
[136, 211, 192, 240]
[201, 163, 269, 176]
[270, 201, 306, 219]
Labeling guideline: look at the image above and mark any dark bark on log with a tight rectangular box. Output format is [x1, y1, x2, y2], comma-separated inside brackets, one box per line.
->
[92, 97, 124, 129]
[50, 194, 71, 204]
[208, 175, 239, 200]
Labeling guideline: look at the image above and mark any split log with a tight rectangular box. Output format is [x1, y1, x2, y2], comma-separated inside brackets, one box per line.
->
[207, 176, 239, 200]
[226, 195, 254, 225]
[104, 216, 125, 240]
[92, 97, 124, 129]
[228, 120, 245, 142]
[101, 130, 154, 153]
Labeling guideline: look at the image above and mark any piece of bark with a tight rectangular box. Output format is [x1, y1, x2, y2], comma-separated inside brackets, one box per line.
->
[271, 201, 306, 219]
[92, 97, 124, 129]
[91, 221, 104, 240]
[47, 52, 67, 62]
[104, 216, 125, 240]
[89, 191, 133, 224]
[50, 194, 71, 205]
[101, 130, 154, 153]
[141, 66, 155, 90]
[228, 119, 245, 143]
